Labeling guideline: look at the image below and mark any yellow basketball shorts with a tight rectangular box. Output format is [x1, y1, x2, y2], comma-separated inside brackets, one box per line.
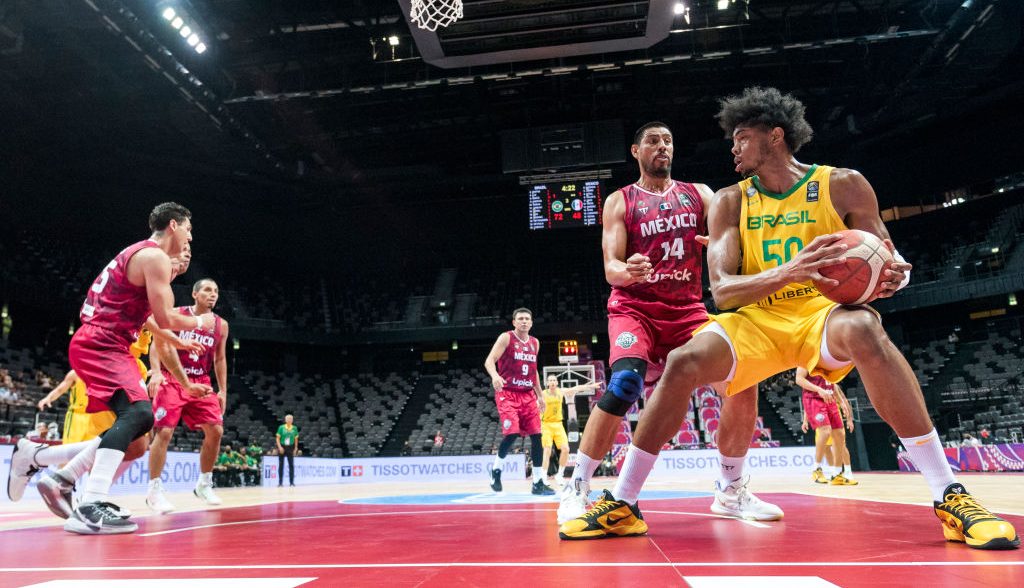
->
[63, 409, 116, 444]
[541, 421, 568, 448]
[696, 294, 877, 396]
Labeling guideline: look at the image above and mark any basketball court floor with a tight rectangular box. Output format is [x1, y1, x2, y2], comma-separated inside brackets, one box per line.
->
[0, 472, 1019, 587]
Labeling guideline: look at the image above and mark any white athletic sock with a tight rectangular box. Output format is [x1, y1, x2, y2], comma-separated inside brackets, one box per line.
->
[899, 429, 957, 502]
[492, 456, 505, 471]
[112, 460, 133, 484]
[532, 463, 544, 483]
[81, 448, 125, 504]
[198, 471, 213, 486]
[33, 438, 101, 467]
[58, 439, 101, 481]
[612, 445, 658, 504]
[570, 451, 601, 485]
[718, 454, 745, 489]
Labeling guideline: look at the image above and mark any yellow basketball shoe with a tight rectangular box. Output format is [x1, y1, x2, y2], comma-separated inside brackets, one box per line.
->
[812, 467, 827, 484]
[934, 483, 1019, 550]
[558, 490, 648, 540]
[829, 473, 858, 486]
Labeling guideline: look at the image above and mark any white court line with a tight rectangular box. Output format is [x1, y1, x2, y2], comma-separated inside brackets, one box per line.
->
[138, 508, 546, 537]
[1, 561, 1022, 573]
[644, 510, 772, 528]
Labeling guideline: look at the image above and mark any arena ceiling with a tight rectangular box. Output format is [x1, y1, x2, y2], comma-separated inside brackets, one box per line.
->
[1, 0, 1022, 209]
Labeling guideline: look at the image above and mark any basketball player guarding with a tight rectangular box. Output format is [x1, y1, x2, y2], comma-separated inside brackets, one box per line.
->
[8, 203, 212, 534]
[558, 122, 764, 537]
[13, 248, 202, 520]
[146, 277, 229, 513]
[570, 87, 1017, 549]
[484, 308, 554, 495]
[540, 375, 600, 487]
[797, 366, 855, 485]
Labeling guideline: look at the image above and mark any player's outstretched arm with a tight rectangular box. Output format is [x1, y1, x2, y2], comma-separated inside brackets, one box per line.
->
[830, 168, 912, 299]
[38, 370, 75, 411]
[795, 366, 833, 402]
[708, 186, 847, 309]
[602, 190, 652, 287]
[483, 333, 509, 392]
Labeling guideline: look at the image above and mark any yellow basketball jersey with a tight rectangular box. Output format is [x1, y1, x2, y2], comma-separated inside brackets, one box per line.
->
[68, 375, 88, 413]
[541, 388, 564, 423]
[738, 164, 847, 308]
[130, 328, 152, 380]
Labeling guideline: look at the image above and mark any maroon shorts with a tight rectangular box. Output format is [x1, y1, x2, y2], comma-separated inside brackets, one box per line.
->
[803, 392, 842, 430]
[607, 293, 708, 383]
[69, 324, 148, 412]
[495, 389, 541, 437]
[153, 376, 222, 430]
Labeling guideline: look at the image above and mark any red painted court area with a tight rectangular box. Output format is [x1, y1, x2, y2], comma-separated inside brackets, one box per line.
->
[1, 494, 1020, 587]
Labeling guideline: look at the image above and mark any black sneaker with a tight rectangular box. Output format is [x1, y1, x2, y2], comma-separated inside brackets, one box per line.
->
[532, 480, 556, 496]
[64, 501, 139, 535]
[37, 471, 75, 519]
[489, 468, 502, 492]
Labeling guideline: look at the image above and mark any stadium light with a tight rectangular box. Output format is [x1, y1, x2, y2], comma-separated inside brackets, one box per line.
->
[195, 42, 207, 54]
[162, 7, 176, 21]
[452, 340, 459, 350]
[717, 0, 728, 9]
[673, 2, 685, 14]
[591, 334, 598, 344]
[180, 25, 192, 38]
[388, 35, 400, 46]
[171, 16, 183, 29]
[187, 33, 200, 47]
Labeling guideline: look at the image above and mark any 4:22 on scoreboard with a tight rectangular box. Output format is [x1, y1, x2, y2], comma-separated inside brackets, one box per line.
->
[528, 180, 603, 230]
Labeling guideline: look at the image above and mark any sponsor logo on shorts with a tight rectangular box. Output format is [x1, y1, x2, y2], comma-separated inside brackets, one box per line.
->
[615, 332, 638, 349]
[503, 419, 512, 430]
[815, 413, 825, 423]
[155, 407, 167, 420]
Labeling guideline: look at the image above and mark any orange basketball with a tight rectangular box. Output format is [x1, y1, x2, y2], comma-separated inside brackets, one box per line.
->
[812, 229, 894, 304]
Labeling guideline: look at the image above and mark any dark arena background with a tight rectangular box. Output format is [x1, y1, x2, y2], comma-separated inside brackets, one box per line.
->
[1, 1, 1023, 586]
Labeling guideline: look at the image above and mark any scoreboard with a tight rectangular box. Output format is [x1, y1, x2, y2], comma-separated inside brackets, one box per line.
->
[528, 180, 603, 230]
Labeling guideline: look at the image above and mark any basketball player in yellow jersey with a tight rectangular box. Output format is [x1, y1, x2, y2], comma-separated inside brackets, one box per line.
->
[595, 87, 1017, 549]
[539, 376, 600, 487]
[38, 370, 115, 444]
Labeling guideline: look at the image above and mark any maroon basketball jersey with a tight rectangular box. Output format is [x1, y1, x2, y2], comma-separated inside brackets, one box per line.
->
[612, 181, 705, 304]
[79, 240, 159, 345]
[803, 374, 835, 398]
[167, 306, 221, 383]
[497, 331, 539, 393]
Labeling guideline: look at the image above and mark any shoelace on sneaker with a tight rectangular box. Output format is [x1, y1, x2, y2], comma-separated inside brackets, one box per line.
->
[942, 493, 998, 522]
[581, 498, 616, 521]
[93, 502, 126, 520]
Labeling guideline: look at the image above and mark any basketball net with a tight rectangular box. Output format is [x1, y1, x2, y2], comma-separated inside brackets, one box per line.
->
[410, 0, 464, 31]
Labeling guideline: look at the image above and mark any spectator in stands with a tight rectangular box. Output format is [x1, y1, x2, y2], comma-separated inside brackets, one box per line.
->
[963, 433, 982, 447]
[247, 439, 264, 459]
[432, 430, 445, 455]
[948, 331, 960, 345]
[214, 444, 243, 487]
[46, 422, 60, 441]
[276, 414, 298, 487]
[401, 440, 412, 456]
[979, 428, 991, 445]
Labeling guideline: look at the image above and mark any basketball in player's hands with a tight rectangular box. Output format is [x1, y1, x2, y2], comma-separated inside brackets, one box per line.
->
[812, 229, 894, 305]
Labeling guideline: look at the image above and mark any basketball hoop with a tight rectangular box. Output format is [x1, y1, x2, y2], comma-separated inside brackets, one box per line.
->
[410, 0, 464, 31]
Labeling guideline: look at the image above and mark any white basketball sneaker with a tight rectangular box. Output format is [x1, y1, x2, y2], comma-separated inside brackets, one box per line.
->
[711, 475, 784, 521]
[556, 478, 592, 524]
[194, 481, 223, 506]
[146, 478, 175, 514]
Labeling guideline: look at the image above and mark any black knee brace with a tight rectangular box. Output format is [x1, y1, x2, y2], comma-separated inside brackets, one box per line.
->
[597, 357, 648, 417]
[99, 389, 155, 451]
[529, 433, 543, 466]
